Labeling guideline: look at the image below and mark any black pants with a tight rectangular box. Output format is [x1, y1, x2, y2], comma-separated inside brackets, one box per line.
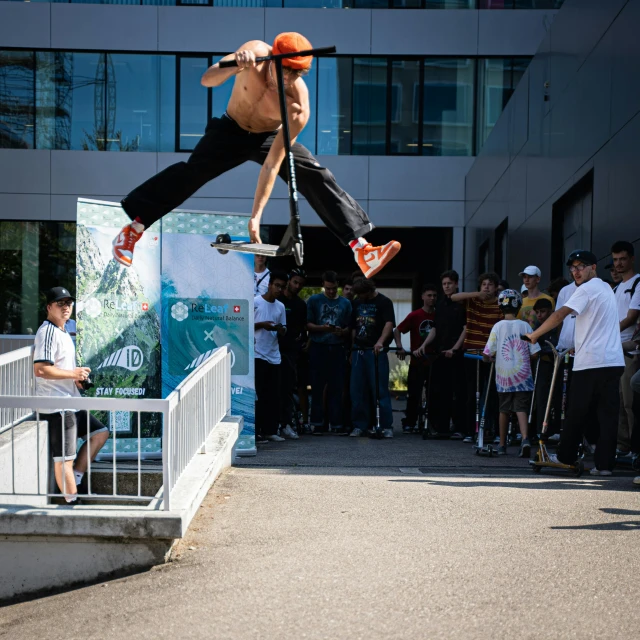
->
[404, 360, 429, 428]
[309, 342, 346, 428]
[430, 354, 465, 434]
[255, 357, 281, 437]
[279, 349, 298, 428]
[558, 366, 623, 470]
[121, 115, 373, 244]
[464, 357, 496, 437]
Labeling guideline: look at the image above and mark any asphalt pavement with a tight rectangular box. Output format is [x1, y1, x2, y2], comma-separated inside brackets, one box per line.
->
[1, 401, 639, 640]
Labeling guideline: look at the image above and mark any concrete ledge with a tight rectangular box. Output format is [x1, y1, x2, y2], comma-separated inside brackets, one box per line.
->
[0, 415, 241, 601]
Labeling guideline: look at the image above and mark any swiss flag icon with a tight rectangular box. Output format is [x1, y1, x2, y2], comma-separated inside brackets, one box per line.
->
[141, 302, 149, 311]
[233, 305, 241, 313]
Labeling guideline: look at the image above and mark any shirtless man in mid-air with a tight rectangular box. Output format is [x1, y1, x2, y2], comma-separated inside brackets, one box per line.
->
[112, 32, 400, 278]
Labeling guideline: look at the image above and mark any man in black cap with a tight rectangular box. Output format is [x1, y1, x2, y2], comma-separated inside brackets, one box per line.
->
[33, 287, 109, 502]
[526, 251, 624, 474]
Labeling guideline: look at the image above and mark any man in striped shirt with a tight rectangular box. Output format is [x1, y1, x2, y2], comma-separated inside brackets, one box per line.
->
[451, 273, 502, 442]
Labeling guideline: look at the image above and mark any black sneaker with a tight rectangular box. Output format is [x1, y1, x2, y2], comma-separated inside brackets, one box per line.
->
[256, 435, 269, 444]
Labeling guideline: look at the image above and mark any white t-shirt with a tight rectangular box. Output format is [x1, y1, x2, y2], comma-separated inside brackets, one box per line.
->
[33, 320, 81, 413]
[615, 273, 640, 341]
[563, 277, 624, 371]
[556, 282, 577, 351]
[483, 319, 540, 393]
[254, 270, 270, 297]
[254, 295, 286, 365]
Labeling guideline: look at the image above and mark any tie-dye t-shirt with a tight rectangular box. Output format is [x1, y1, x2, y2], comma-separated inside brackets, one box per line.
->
[483, 319, 541, 393]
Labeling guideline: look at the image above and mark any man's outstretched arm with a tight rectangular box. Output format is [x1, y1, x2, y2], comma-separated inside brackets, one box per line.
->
[249, 97, 309, 243]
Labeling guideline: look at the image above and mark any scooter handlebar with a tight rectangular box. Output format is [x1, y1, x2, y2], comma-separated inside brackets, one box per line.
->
[219, 46, 337, 68]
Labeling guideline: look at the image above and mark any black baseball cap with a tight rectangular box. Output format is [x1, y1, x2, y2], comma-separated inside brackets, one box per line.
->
[46, 287, 75, 303]
[566, 250, 598, 267]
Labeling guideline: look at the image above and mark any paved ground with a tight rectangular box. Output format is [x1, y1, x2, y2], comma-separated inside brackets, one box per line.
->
[2, 403, 639, 639]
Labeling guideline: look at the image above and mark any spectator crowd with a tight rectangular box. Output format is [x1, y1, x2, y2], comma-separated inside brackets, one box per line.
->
[253, 240, 640, 486]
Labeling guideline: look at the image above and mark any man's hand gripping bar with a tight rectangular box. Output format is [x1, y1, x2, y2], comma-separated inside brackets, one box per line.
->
[219, 46, 337, 68]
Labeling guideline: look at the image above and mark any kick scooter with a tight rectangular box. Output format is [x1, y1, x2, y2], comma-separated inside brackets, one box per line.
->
[522, 339, 583, 476]
[474, 359, 495, 457]
[212, 45, 336, 266]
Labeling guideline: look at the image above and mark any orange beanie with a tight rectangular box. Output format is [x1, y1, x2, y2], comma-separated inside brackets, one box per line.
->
[272, 32, 313, 70]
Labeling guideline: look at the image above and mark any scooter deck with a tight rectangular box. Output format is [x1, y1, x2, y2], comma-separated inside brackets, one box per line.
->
[213, 241, 291, 257]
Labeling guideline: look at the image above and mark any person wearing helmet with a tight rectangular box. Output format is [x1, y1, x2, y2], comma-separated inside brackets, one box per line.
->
[526, 250, 625, 474]
[112, 32, 400, 280]
[483, 289, 540, 457]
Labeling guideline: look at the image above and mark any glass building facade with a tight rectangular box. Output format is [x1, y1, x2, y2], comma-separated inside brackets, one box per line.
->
[3, 1, 565, 8]
[0, 51, 529, 156]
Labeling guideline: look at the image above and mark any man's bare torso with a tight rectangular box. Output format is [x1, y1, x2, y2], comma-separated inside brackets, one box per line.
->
[226, 43, 307, 133]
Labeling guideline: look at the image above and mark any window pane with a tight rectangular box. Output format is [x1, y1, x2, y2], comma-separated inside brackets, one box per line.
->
[0, 221, 76, 336]
[352, 58, 387, 155]
[0, 50, 35, 149]
[109, 54, 159, 151]
[422, 58, 474, 156]
[159, 55, 176, 152]
[317, 57, 352, 155]
[390, 59, 419, 155]
[179, 56, 209, 151]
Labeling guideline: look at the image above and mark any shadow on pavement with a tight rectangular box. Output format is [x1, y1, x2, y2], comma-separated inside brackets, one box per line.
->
[549, 507, 640, 531]
[388, 477, 638, 492]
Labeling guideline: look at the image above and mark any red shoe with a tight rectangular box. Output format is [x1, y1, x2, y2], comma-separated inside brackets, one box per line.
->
[354, 240, 401, 279]
[112, 224, 143, 267]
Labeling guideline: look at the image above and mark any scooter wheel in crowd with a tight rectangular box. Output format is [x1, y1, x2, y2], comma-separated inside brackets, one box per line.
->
[574, 461, 584, 477]
[532, 465, 542, 474]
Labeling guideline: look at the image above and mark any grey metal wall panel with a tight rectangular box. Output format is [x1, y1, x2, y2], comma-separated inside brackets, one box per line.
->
[50, 151, 158, 197]
[0, 151, 50, 195]
[0, 4, 50, 49]
[368, 157, 473, 202]
[51, 6, 158, 51]
[0, 194, 50, 221]
[609, 0, 640, 136]
[478, 10, 556, 56]
[52, 194, 121, 221]
[368, 200, 463, 228]
[265, 9, 371, 55]
[159, 8, 265, 53]
[371, 10, 478, 56]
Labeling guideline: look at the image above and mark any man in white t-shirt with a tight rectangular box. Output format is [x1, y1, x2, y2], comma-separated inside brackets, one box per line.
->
[254, 271, 287, 444]
[610, 240, 640, 454]
[33, 287, 109, 502]
[254, 255, 271, 297]
[527, 250, 624, 474]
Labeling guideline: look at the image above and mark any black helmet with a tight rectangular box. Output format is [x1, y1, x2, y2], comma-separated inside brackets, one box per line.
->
[497, 289, 522, 311]
[289, 267, 307, 280]
[566, 250, 597, 267]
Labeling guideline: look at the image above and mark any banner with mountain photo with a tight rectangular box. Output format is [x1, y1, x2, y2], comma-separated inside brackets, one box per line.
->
[160, 210, 255, 455]
[76, 198, 162, 457]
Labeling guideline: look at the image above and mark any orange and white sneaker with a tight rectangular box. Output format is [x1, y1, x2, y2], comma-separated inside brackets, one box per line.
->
[354, 240, 401, 279]
[112, 223, 143, 267]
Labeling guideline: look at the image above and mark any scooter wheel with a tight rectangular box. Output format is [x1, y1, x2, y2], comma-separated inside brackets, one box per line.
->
[574, 461, 584, 477]
[214, 233, 231, 255]
[532, 465, 542, 473]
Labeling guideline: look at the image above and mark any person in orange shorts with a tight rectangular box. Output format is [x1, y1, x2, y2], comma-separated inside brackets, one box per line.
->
[112, 32, 400, 278]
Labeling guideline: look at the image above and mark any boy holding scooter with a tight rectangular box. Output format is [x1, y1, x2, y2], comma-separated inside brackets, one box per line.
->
[483, 290, 540, 457]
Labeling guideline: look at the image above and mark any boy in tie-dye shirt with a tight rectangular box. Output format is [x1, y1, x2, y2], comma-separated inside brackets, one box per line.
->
[484, 289, 540, 458]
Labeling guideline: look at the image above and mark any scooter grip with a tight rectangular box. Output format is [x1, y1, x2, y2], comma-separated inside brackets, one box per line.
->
[520, 334, 532, 343]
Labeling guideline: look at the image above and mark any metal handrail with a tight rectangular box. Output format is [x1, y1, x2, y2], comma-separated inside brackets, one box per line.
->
[0, 345, 231, 511]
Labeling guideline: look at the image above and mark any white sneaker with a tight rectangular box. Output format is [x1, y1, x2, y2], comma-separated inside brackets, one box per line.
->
[547, 453, 560, 464]
[350, 428, 363, 437]
[282, 425, 299, 439]
[589, 468, 612, 476]
[382, 429, 394, 438]
[633, 476, 640, 486]
[268, 434, 285, 442]
[548, 433, 561, 443]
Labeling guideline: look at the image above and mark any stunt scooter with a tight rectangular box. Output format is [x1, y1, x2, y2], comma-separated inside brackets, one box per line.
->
[212, 45, 336, 266]
[522, 339, 584, 476]
[462, 352, 494, 456]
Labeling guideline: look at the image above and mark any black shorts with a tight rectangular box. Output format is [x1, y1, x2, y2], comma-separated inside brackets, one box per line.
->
[43, 410, 108, 462]
[498, 391, 531, 414]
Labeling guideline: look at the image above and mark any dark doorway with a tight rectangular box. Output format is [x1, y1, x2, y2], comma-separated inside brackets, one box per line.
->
[266, 225, 453, 306]
[551, 171, 593, 277]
